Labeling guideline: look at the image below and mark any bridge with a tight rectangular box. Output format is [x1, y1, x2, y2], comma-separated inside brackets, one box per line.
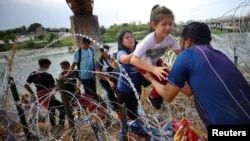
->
[204, 15, 250, 32]
[66, 0, 102, 49]
[66, 0, 93, 15]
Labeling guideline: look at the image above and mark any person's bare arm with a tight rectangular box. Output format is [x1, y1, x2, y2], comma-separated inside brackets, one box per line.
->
[24, 83, 34, 96]
[130, 55, 154, 72]
[95, 68, 108, 80]
[24, 83, 36, 102]
[180, 83, 193, 97]
[143, 71, 193, 102]
[70, 62, 77, 72]
[95, 66, 115, 89]
[119, 53, 133, 64]
[130, 54, 168, 81]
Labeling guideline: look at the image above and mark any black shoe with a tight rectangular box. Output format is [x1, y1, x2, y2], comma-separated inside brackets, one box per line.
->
[147, 95, 163, 110]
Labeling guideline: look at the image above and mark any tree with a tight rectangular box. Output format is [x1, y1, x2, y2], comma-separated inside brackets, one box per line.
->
[14, 26, 27, 35]
[100, 26, 106, 34]
[28, 23, 42, 33]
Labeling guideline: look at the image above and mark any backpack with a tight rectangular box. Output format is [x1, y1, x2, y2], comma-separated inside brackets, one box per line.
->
[76, 47, 95, 78]
[77, 47, 95, 70]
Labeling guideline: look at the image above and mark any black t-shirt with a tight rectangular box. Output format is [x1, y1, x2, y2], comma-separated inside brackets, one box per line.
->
[60, 71, 78, 93]
[26, 71, 55, 91]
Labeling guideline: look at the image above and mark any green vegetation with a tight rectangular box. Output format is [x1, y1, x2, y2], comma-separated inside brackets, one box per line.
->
[0, 23, 70, 52]
[0, 22, 182, 52]
[101, 22, 182, 43]
[101, 22, 149, 42]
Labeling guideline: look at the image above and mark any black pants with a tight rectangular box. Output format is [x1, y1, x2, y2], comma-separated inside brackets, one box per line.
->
[81, 77, 96, 96]
[48, 98, 65, 126]
[100, 79, 118, 111]
[117, 88, 141, 120]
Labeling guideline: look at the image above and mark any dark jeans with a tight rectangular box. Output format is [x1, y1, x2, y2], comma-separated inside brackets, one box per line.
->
[117, 87, 141, 120]
[100, 79, 118, 110]
[48, 98, 65, 126]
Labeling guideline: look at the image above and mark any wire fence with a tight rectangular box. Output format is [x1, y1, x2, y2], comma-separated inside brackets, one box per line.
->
[0, 1, 250, 140]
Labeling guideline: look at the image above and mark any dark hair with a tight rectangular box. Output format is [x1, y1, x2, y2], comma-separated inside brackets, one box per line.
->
[60, 60, 70, 66]
[100, 45, 110, 52]
[38, 58, 51, 67]
[149, 4, 174, 32]
[117, 30, 136, 54]
[181, 22, 211, 45]
[81, 37, 91, 43]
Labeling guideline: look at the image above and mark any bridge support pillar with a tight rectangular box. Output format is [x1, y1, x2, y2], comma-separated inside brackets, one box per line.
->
[70, 15, 102, 49]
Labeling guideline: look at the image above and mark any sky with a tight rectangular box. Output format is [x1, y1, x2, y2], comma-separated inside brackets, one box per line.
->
[0, 0, 249, 30]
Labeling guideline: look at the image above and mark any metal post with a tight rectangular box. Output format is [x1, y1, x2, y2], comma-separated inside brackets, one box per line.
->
[56, 79, 76, 141]
[8, 77, 31, 140]
[120, 103, 128, 141]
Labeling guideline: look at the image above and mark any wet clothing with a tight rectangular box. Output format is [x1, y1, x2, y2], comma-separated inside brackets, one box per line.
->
[168, 45, 250, 127]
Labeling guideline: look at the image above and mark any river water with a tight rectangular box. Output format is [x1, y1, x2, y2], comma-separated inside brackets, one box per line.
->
[0, 42, 118, 109]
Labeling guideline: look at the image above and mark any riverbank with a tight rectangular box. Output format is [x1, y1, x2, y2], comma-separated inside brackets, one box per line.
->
[0, 46, 70, 60]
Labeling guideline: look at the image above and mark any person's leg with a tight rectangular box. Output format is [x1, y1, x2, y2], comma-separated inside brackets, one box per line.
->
[148, 58, 169, 109]
[82, 78, 105, 106]
[150, 72, 168, 98]
[65, 80, 78, 104]
[49, 99, 65, 126]
[124, 92, 139, 120]
[100, 80, 118, 111]
[81, 78, 96, 95]
[81, 79, 90, 94]
[48, 102, 56, 126]
[117, 90, 139, 120]
[147, 70, 168, 109]
[89, 77, 97, 95]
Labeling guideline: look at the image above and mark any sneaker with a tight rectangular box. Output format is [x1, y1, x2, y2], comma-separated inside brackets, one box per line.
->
[147, 95, 163, 110]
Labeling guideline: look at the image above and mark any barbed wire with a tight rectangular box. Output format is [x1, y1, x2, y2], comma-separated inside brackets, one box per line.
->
[1, 2, 250, 140]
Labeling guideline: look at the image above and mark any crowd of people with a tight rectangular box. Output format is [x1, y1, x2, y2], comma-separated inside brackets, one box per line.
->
[23, 4, 250, 140]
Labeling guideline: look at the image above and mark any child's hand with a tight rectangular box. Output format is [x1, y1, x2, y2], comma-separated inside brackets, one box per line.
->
[152, 66, 169, 81]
